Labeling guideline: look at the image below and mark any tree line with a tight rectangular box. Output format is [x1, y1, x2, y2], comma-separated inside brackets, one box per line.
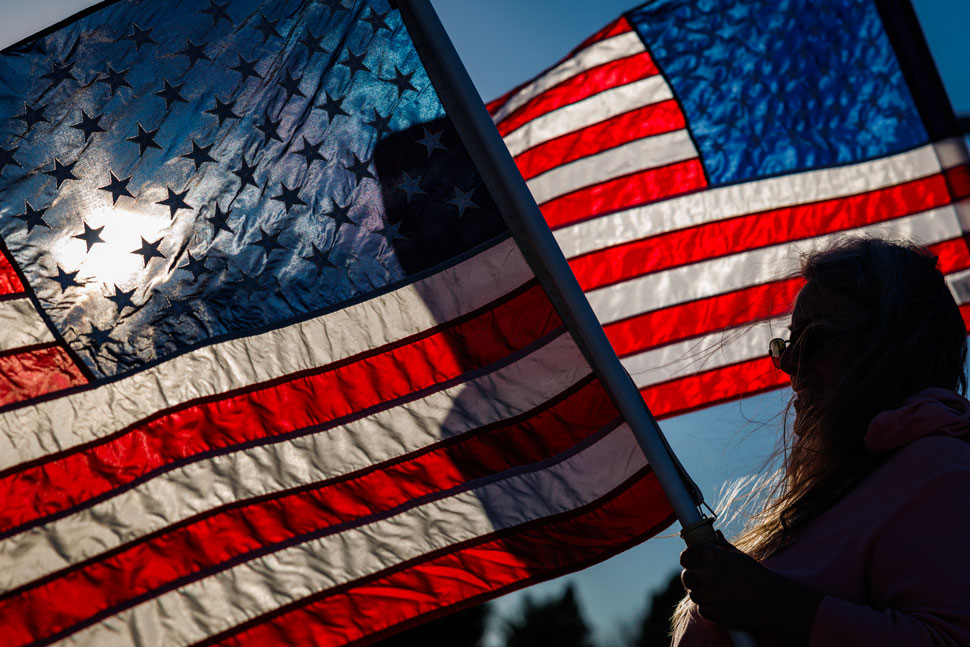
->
[375, 571, 685, 647]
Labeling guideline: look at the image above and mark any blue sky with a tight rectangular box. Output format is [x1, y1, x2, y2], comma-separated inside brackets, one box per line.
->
[431, 0, 970, 114]
[1, 1, 967, 644]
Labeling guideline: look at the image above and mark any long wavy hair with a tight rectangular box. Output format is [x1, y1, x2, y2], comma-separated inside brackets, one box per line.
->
[671, 237, 968, 638]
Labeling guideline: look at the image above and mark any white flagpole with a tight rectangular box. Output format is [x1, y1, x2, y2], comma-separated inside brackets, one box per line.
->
[397, 2, 758, 646]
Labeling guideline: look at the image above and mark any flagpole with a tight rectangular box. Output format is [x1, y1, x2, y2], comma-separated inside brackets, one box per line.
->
[397, 2, 757, 645]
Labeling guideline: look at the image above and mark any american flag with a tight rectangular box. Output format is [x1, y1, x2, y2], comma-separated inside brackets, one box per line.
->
[0, 1, 675, 645]
[489, 0, 970, 420]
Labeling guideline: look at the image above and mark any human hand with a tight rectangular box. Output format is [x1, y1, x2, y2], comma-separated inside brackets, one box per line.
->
[680, 532, 822, 643]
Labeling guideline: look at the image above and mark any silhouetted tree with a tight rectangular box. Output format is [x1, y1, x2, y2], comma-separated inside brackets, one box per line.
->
[504, 583, 596, 647]
[374, 602, 491, 647]
[629, 571, 686, 647]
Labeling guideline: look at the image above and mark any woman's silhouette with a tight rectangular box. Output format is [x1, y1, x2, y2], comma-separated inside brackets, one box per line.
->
[674, 238, 970, 646]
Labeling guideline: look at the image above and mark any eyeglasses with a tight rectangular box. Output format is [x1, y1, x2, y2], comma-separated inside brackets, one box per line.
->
[769, 325, 844, 369]
[768, 337, 789, 369]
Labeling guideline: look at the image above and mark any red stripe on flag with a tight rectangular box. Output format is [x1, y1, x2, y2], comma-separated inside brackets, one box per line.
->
[487, 17, 635, 118]
[929, 237, 970, 274]
[200, 470, 671, 647]
[933, 237, 970, 335]
[540, 159, 707, 230]
[496, 53, 658, 138]
[571, 173, 955, 292]
[944, 164, 970, 200]
[601, 237, 970, 365]
[0, 380, 618, 646]
[574, 16, 633, 51]
[0, 344, 87, 407]
[636, 235, 970, 420]
[645, 356, 791, 420]
[604, 278, 804, 359]
[600, 236, 970, 363]
[0, 251, 24, 296]
[0, 284, 561, 536]
[514, 100, 686, 181]
[486, 88, 516, 115]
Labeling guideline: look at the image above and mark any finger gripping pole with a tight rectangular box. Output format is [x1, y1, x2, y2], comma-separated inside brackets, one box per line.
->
[679, 518, 759, 647]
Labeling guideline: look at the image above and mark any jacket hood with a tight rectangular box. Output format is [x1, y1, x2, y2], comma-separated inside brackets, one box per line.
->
[865, 387, 970, 452]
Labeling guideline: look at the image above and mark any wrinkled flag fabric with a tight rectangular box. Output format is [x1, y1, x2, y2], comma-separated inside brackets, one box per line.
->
[0, 1, 675, 645]
[489, 0, 970, 419]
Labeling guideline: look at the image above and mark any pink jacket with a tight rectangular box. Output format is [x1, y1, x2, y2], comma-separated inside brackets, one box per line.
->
[674, 388, 970, 646]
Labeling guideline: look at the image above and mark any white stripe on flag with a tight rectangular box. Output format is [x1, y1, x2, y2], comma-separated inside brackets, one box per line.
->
[53, 423, 646, 647]
[491, 31, 645, 123]
[502, 75, 672, 157]
[622, 316, 786, 389]
[0, 238, 533, 472]
[946, 265, 970, 304]
[0, 297, 54, 353]
[554, 144, 945, 259]
[952, 194, 970, 238]
[935, 136, 970, 169]
[624, 259, 970, 389]
[586, 206, 963, 325]
[0, 333, 591, 592]
[525, 129, 697, 205]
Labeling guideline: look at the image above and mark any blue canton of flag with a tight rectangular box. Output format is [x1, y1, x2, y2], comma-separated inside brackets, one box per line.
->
[0, 0, 505, 378]
[628, 0, 928, 184]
